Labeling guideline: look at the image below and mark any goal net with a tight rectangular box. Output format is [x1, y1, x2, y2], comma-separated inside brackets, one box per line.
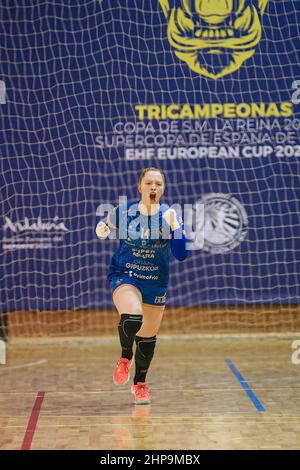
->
[1, 0, 300, 337]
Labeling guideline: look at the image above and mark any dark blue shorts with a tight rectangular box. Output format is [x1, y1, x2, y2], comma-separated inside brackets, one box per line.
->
[109, 275, 167, 306]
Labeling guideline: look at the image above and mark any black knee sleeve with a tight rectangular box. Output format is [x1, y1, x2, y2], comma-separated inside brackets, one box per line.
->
[135, 335, 157, 365]
[134, 335, 157, 383]
[119, 314, 143, 338]
[118, 314, 143, 360]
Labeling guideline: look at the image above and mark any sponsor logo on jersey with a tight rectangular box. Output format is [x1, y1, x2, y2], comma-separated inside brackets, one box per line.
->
[155, 295, 166, 304]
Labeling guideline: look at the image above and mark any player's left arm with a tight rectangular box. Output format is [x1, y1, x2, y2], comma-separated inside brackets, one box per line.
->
[163, 208, 188, 261]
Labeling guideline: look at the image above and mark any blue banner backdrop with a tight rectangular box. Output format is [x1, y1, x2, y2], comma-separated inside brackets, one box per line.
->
[1, 1, 300, 310]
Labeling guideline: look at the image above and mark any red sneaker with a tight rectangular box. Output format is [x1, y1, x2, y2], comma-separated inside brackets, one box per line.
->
[131, 382, 151, 405]
[113, 358, 132, 385]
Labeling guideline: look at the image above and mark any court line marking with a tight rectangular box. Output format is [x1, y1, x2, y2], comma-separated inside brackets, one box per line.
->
[225, 358, 265, 413]
[1, 384, 298, 396]
[0, 359, 48, 372]
[21, 391, 45, 450]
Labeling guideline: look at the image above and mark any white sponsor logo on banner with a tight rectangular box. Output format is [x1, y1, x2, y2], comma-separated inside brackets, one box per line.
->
[4, 216, 69, 233]
[2, 216, 69, 251]
[201, 193, 248, 254]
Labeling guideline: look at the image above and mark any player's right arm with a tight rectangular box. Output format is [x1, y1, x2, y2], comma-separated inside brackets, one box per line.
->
[95, 206, 119, 239]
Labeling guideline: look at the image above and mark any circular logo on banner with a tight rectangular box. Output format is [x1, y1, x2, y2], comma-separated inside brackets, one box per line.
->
[201, 193, 248, 254]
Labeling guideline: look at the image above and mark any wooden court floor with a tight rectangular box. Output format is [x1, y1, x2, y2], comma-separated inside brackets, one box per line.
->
[0, 337, 300, 450]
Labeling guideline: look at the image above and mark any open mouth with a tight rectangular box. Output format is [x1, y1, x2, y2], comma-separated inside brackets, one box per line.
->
[150, 193, 156, 202]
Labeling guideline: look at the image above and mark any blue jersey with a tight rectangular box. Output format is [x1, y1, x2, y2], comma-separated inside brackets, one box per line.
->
[107, 200, 174, 288]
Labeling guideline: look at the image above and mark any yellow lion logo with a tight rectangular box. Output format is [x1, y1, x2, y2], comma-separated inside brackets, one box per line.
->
[159, 0, 269, 79]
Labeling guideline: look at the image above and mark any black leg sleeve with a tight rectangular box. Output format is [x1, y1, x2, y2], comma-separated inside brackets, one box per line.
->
[134, 335, 157, 384]
[118, 314, 143, 360]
